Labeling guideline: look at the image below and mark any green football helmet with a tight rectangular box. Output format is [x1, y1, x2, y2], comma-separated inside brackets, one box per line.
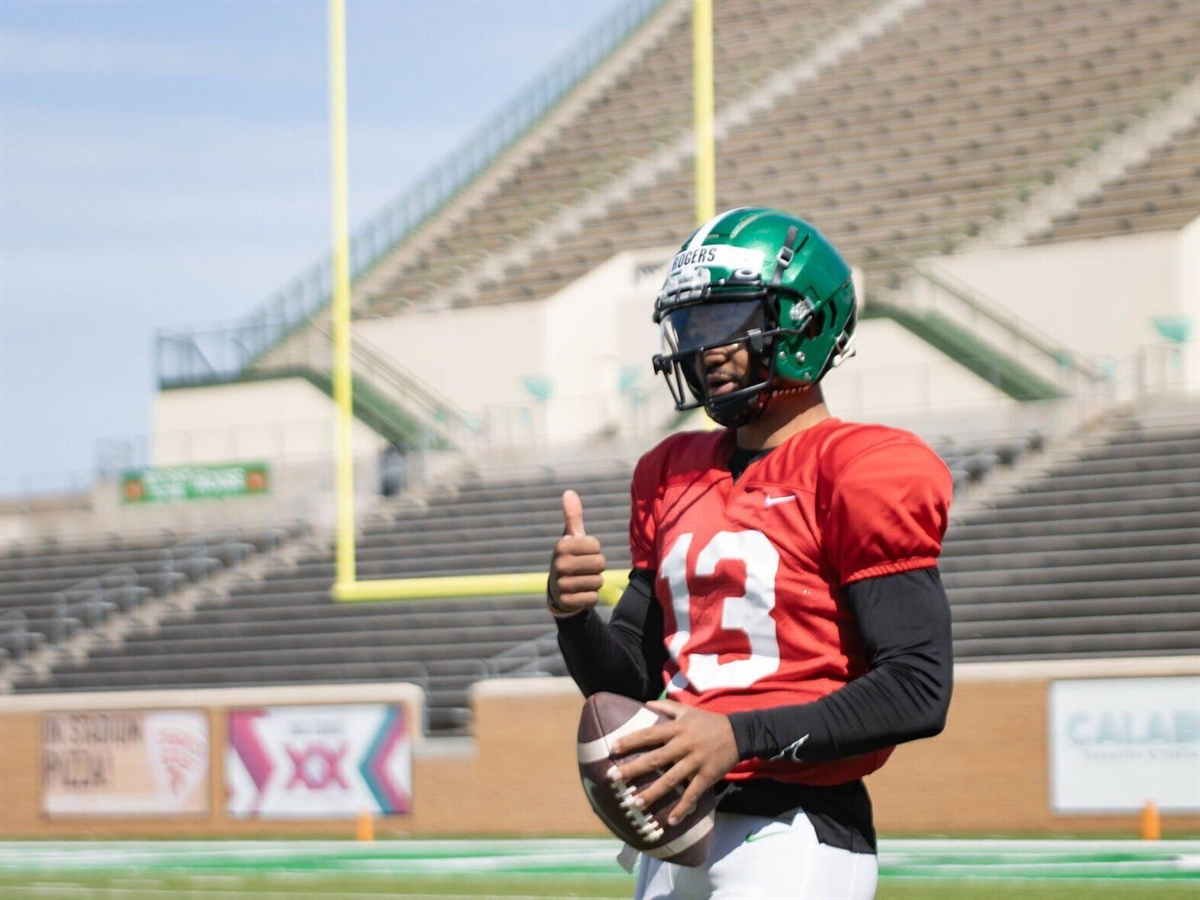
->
[651, 207, 857, 427]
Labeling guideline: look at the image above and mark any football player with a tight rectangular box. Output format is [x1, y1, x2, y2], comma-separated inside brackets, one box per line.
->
[548, 207, 954, 899]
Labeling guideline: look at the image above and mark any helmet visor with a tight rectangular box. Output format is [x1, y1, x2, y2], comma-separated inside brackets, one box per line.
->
[662, 299, 766, 355]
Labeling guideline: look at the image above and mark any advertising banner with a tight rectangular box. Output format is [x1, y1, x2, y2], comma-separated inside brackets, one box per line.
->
[121, 462, 269, 504]
[42, 710, 209, 816]
[1050, 676, 1200, 812]
[226, 704, 412, 818]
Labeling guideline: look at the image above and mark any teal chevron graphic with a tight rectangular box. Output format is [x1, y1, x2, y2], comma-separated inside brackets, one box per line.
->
[358, 706, 410, 814]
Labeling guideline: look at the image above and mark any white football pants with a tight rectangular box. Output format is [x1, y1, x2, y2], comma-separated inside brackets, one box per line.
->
[633, 809, 877, 900]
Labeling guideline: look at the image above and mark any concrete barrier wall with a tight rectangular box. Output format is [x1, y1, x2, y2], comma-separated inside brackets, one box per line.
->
[871, 658, 1200, 834]
[2, 658, 1197, 838]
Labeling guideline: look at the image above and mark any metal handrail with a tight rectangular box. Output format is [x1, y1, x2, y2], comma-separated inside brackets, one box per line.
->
[0, 610, 36, 660]
[905, 262, 1109, 383]
[52, 565, 141, 643]
[158, 319, 478, 446]
[342, 329, 471, 425]
[47, 535, 248, 644]
[155, 0, 666, 390]
[485, 630, 563, 678]
[326, 327, 479, 446]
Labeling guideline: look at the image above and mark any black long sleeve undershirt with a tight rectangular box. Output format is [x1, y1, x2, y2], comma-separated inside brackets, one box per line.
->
[555, 566, 953, 763]
[729, 566, 953, 761]
[555, 568, 664, 701]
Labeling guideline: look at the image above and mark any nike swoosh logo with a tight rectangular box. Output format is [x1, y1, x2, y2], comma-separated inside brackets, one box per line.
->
[744, 826, 790, 843]
[764, 494, 798, 507]
[771, 734, 810, 763]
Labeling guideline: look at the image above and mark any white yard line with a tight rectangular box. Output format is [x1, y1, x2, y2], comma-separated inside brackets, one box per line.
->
[2, 837, 1198, 880]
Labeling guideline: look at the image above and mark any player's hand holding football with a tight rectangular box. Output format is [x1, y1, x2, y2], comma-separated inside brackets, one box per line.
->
[547, 490, 606, 617]
[609, 699, 739, 826]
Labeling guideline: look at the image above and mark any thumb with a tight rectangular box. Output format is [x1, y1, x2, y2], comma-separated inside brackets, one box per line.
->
[561, 489, 587, 537]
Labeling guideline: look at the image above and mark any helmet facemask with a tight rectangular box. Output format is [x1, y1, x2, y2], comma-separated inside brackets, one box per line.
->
[653, 273, 804, 428]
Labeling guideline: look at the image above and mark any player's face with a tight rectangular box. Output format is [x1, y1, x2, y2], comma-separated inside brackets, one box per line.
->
[698, 342, 752, 397]
[667, 298, 765, 399]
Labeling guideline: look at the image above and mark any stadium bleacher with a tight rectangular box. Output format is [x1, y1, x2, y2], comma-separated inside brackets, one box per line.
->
[9, 412, 1196, 735]
[358, 0, 879, 314]
[946, 416, 1200, 659]
[356, 0, 1199, 315]
[2, 0, 1197, 745]
[4, 470, 634, 732]
[0, 523, 304, 669]
[1030, 119, 1200, 243]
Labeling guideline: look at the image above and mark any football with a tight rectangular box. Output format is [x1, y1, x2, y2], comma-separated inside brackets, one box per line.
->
[576, 692, 715, 867]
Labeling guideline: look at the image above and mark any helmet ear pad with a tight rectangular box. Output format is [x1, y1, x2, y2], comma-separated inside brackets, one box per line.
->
[773, 279, 854, 385]
[805, 310, 826, 339]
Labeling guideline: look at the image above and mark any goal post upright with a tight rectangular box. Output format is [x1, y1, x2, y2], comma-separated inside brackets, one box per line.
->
[329, 0, 357, 590]
[325, 0, 625, 607]
[693, 0, 715, 226]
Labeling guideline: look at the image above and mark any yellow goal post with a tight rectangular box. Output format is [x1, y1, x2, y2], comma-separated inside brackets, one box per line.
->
[327, 0, 711, 604]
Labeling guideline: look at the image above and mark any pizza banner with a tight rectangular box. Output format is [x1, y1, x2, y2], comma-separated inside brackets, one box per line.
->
[226, 704, 412, 818]
[42, 709, 209, 816]
[121, 462, 269, 504]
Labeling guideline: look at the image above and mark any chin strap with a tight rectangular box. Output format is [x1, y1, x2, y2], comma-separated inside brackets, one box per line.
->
[706, 396, 763, 428]
[704, 341, 776, 427]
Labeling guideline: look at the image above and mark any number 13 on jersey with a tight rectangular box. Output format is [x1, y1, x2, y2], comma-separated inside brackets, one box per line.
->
[660, 530, 782, 693]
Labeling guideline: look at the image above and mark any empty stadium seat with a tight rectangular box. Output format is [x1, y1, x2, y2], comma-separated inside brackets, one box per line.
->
[345, 0, 1198, 319]
[944, 416, 1200, 661]
[0, 524, 304, 661]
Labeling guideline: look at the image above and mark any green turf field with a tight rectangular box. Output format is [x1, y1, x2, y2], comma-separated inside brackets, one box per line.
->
[0, 838, 1196, 899]
[2, 873, 1200, 900]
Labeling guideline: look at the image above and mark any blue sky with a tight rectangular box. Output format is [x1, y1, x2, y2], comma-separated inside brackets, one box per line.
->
[0, 0, 625, 495]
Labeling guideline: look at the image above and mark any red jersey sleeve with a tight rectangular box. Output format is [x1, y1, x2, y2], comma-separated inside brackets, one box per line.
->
[822, 433, 953, 585]
[629, 441, 667, 570]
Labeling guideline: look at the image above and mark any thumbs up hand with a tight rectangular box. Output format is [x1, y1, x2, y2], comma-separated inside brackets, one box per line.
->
[548, 490, 607, 617]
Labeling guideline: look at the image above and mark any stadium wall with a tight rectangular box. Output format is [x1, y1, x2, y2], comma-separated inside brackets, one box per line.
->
[356, 296, 549, 448]
[1, 659, 1197, 838]
[356, 248, 1011, 449]
[153, 378, 386, 469]
[355, 249, 669, 447]
[821, 318, 1013, 422]
[0, 479, 322, 545]
[138, 232, 1122, 487]
[934, 222, 1200, 394]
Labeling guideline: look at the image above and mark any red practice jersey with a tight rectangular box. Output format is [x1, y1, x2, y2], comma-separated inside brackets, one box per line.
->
[629, 417, 953, 786]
